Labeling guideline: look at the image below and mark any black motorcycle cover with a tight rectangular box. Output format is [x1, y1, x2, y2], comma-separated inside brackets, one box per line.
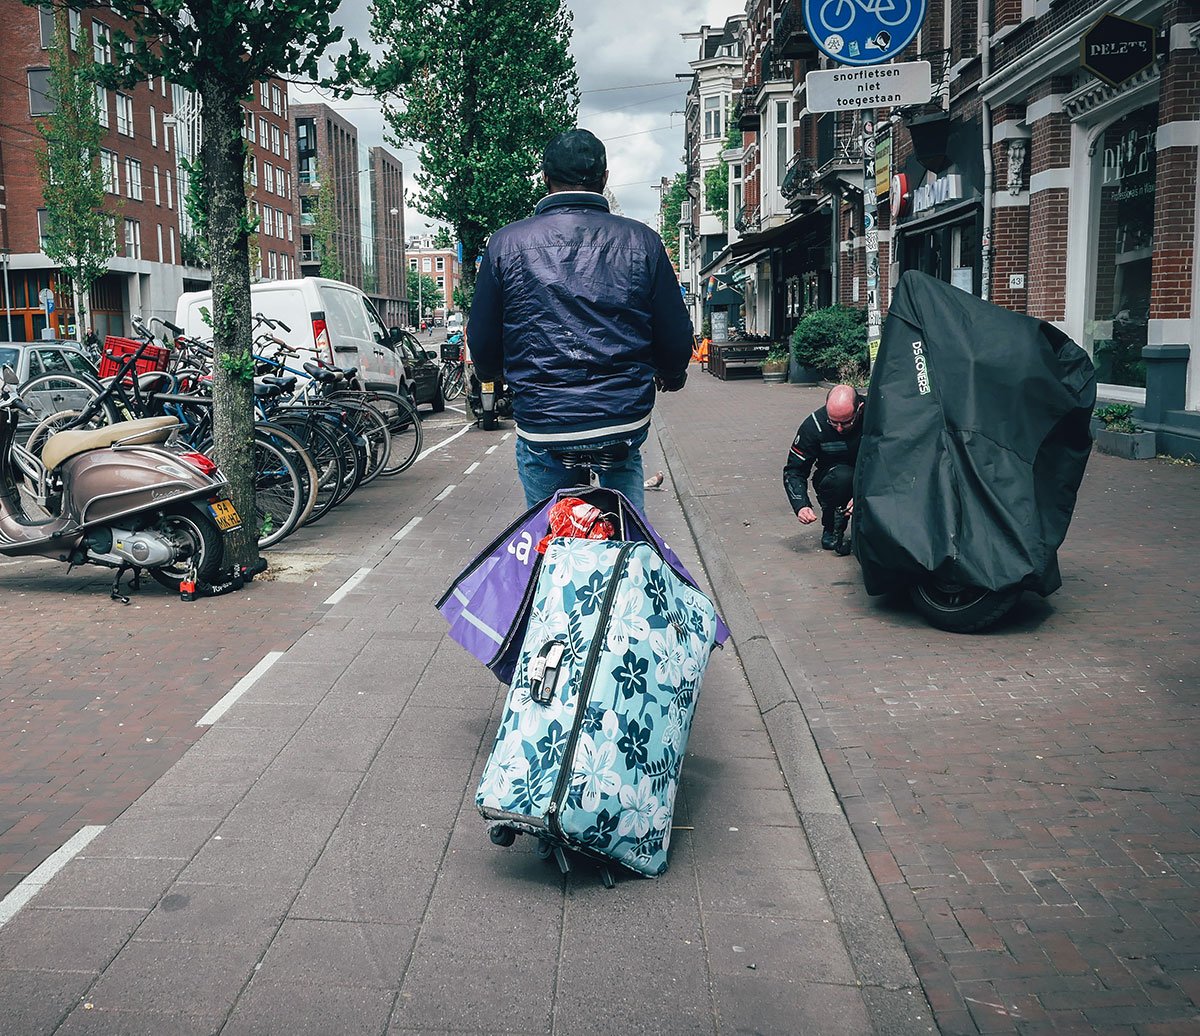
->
[854, 271, 1096, 598]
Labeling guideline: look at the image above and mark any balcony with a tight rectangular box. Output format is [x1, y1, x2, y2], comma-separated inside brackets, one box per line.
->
[816, 112, 862, 175]
[760, 43, 793, 86]
[774, 0, 818, 61]
[780, 154, 817, 202]
[299, 249, 320, 264]
[737, 85, 759, 131]
[734, 203, 760, 235]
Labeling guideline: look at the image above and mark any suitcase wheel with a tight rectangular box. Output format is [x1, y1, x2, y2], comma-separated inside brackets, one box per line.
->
[489, 825, 517, 847]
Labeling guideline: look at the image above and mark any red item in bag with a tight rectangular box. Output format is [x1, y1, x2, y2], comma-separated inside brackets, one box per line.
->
[535, 497, 617, 553]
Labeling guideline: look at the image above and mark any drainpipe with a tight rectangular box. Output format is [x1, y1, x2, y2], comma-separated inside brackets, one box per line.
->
[980, 0, 993, 302]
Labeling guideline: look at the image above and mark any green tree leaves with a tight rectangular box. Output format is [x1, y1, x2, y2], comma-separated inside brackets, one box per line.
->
[367, 0, 579, 292]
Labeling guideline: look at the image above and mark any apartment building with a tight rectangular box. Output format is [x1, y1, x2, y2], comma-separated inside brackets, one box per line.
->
[406, 245, 461, 326]
[293, 103, 363, 286]
[0, 2, 185, 339]
[678, 16, 746, 335]
[243, 80, 301, 283]
[710, 0, 1198, 456]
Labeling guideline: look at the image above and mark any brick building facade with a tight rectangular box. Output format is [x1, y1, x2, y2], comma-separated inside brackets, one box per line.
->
[406, 246, 461, 326]
[709, 0, 1199, 457]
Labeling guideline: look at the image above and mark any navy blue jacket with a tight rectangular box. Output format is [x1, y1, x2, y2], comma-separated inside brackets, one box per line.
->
[467, 192, 693, 445]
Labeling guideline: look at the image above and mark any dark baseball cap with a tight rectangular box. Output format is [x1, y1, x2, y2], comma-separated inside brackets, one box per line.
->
[542, 128, 607, 185]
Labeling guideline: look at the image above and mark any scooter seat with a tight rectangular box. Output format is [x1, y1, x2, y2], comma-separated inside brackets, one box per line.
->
[41, 416, 181, 472]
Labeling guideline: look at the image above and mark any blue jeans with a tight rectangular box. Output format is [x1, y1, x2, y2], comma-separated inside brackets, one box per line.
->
[515, 430, 648, 512]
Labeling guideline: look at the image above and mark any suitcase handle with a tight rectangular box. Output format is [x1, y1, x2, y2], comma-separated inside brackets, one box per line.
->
[528, 640, 566, 705]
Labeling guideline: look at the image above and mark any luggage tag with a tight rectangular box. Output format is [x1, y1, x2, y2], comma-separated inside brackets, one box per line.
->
[528, 640, 566, 705]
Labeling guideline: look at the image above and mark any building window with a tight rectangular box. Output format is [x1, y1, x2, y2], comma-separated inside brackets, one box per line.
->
[36, 209, 50, 251]
[422, 257, 432, 272]
[268, 251, 278, 278]
[704, 95, 723, 140]
[100, 149, 118, 194]
[271, 125, 280, 155]
[27, 69, 54, 116]
[409, 258, 417, 270]
[92, 22, 112, 65]
[152, 166, 160, 205]
[259, 117, 269, 145]
[436, 256, 445, 271]
[94, 85, 108, 127]
[162, 111, 170, 153]
[115, 93, 133, 136]
[125, 158, 142, 200]
[283, 134, 289, 160]
[165, 170, 173, 209]
[149, 105, 157, 146]
[156, 223, 163, 262]
[246, 111, 256, 143]
[1088, 103, 1158, 389]
[270, 85, 282, 115]
[263, 162, 274, 194]
[775, 100, 791, 189]
[259, 82, 269, 107]
[38, 5, 54, 48]
[300, 195, 316, 226]
[68, 8, 80, 43]
[169, 226, 176, 264]
[124, 218, 141, 259]
[286, 213, 293, 241]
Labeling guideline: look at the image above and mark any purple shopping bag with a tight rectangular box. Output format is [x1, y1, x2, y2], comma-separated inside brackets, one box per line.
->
[436, 486, 729, 684]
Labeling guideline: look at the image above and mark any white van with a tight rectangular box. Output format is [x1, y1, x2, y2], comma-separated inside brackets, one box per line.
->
[445, 313, 464, 333]
[175, 278, 410, 396]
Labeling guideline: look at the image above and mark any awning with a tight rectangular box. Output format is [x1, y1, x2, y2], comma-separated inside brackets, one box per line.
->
[726, 247, 770, 270]
[699, 244, 732, 280]
[893, 198, 980, 236]
[729, 207, 828, 259]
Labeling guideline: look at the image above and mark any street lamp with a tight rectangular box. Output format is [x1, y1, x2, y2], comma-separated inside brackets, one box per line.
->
[0, 249, 12, 344]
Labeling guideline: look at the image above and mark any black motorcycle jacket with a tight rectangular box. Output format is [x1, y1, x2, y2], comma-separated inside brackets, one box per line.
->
[467, 191, 693, 446]
[783, 394, 865, 513]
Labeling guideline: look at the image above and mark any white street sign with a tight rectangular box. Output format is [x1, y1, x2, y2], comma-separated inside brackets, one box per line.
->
[804, 60, 933, 113]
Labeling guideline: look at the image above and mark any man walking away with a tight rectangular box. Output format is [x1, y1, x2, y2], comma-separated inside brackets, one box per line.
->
[468, 128, 693, 512]
[784, 384, 865, 553]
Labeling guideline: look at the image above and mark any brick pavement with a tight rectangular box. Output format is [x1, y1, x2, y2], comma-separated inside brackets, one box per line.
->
[0, 405, 917, 1035]
[0, 409, 469, 903]
[654, 372, 1200, 1035]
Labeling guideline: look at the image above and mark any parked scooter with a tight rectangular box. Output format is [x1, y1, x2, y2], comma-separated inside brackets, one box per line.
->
[466, 365, 513, 431]
[0, 365, 236, 598]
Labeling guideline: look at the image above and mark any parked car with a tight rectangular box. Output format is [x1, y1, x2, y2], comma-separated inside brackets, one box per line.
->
[175, 278, 410, 396]
[392, 330, 445, 412]
[0, 340, 97, 384]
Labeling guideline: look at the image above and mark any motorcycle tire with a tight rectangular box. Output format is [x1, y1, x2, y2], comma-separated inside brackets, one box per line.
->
[480, 411, 497, 430]
[908, 579, 1021, 634]
[147, 503, 225, 592]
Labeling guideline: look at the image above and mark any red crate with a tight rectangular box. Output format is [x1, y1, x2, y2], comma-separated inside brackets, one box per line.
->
[98, 336, 170, 382]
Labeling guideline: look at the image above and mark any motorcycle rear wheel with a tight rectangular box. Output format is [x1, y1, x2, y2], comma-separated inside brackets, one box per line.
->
[148, 503, 225, 591]
[908, 579, 1021, 634]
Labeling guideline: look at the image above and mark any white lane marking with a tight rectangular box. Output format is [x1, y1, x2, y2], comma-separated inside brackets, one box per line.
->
[463, 462, 479, 475]
[447, 404, 467, 415]
[393, 516, 422, 541]
[0, 558, 57, 568]
[323, 567, 373, 607]
[0, 825, 105, 926]
[501, 432, 512, 441]
[197, 651, 286, 726]
[485, 444, 499, 455]
[435, 484, 457, 502]
[415, 423, 471, 464]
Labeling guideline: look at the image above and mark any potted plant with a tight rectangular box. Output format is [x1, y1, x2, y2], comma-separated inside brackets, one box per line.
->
[761, 342, 790, 383]
[790, 305, 868, 383]
[1094, 403, 1156, 460]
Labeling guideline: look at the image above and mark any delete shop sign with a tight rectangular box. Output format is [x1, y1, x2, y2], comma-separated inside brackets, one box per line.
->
[803, 0, 927, 66]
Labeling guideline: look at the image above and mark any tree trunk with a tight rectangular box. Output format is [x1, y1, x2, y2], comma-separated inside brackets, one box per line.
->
[199, 78, 259, 571]
[72, 274, 89, 343]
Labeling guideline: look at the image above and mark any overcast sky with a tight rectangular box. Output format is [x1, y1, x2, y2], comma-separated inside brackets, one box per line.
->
[289, 0, 740, 234]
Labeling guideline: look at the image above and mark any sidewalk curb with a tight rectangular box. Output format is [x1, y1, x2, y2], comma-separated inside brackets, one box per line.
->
[653, 415, 936, 1036]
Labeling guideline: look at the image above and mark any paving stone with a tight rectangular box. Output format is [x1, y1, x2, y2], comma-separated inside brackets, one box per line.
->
[222, 978, 395, 1036]
[255, 918, 417, 989]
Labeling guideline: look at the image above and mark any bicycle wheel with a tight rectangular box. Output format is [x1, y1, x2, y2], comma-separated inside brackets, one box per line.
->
[346, 390, 422, 475]
[270, 412, 347, 526]
[337, 399, 391, 484]
[256, 420, 319, 526]
[18, 373, 117, 441]
[252, 432, 306, 549]
[440, 363, 465, 401]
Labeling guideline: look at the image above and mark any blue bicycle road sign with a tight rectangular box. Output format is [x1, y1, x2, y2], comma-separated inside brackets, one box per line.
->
[802, 0, 927, 66]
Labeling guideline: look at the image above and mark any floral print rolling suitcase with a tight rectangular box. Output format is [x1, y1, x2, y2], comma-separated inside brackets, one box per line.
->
[477, 537, 718, 877]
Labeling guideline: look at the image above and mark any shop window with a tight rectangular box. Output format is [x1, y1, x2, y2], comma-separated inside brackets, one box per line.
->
[1089, 104, 1156, 388]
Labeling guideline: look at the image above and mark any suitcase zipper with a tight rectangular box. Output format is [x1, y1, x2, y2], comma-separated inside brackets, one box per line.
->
[547, 541, 634, 838]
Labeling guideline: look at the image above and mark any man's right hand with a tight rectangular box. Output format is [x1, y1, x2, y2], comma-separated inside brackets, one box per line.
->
[797, 507, 817, 524]
[655, 370, 687, 392]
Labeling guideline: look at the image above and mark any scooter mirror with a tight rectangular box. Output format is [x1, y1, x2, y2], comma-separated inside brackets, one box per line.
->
[1, 365, 17, 385]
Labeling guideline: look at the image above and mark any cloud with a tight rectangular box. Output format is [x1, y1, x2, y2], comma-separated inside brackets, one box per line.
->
[289, 0, 740, 230]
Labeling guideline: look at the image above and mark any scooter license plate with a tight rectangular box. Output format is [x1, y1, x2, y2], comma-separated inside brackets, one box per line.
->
[209, 498, 242, 532]
[480, 381, 495, 392]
